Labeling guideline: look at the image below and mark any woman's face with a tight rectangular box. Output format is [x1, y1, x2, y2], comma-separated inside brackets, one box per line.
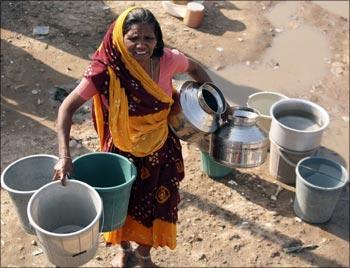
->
[123, 23, 157, 63]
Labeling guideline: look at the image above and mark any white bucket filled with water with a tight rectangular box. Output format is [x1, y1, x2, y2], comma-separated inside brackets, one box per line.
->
[268, 98, 330, 184]
[269, 98, 330, 152]
[246, 91, 288, 133]
[27, 180, 103, 267]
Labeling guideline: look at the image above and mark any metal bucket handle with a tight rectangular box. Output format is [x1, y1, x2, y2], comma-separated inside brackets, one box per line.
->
[55, 174, 105, 258]
[66, 174, 105, 233]
[271, 139, 318, 168]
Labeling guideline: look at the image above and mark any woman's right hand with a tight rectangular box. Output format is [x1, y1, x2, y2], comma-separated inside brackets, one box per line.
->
[53, 158, 73, 186]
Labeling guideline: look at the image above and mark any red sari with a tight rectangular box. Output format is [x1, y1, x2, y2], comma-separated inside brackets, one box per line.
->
[84, 7, 184, 249]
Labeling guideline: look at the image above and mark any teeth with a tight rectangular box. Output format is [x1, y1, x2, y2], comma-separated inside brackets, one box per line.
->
[136, 51, 146, 55]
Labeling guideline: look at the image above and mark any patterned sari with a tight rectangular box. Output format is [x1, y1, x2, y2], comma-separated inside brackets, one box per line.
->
[84, 7, 184, 249]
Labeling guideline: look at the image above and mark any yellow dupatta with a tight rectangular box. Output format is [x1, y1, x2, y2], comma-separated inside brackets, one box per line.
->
[93, 7, 174, 157]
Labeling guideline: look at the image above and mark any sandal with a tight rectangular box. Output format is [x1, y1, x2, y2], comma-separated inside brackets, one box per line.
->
[134, 250, 157, 268]
[111, 244, 133, 268]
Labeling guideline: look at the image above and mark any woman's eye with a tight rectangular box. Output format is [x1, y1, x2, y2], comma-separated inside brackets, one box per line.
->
[129, 37, 139, 42]
[145, 36, 155, 41]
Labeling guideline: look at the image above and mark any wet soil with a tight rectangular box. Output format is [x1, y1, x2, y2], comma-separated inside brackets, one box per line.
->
[1, 1, 349, 267]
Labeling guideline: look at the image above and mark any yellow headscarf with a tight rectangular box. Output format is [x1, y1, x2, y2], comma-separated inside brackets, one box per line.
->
[93, 7, 174, 157]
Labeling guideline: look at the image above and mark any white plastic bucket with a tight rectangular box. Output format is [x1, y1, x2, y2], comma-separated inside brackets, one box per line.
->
[0, 154, 58, 234]
[270, 98, 330, 151]
[294, 157, 348, 223]
[246, 91, 288, 133]
[27, 180, 103, 267]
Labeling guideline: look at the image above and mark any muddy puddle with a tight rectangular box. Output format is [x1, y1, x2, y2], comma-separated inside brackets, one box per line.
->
[211, 1, 331, 106]
[313, 1, 349, 19]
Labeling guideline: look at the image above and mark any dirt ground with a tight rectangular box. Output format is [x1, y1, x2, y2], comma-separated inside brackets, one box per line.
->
[1, 1, 349, 267]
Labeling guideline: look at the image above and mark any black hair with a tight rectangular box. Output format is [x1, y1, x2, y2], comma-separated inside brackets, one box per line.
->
[122, 8, 164, 57]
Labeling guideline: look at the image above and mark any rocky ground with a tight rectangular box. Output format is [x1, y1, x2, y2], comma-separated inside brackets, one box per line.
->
[1, 1, 349, 267]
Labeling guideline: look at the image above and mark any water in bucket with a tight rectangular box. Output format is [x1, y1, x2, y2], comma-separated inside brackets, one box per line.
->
[72, 152, 137, 232]
[294, 157, 348, 223]
[269, 98, 329, 152]
[275, 110, 321, 131]
[0, 154, 58, 234]
[27, 180, 103, 267]
[246, 91, 287, 133]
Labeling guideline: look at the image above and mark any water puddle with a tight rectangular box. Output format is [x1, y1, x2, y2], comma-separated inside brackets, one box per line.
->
[313, 1, 349, 19]
[265, 1, 299, 28]
[211, 2, 331, 106]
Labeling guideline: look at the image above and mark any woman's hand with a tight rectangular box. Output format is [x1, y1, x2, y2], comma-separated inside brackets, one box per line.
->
[52, 158, 73, 186]
[170, 90, 181, 116]
[54, 84, 87, 186]
[186, 58, 213, 84]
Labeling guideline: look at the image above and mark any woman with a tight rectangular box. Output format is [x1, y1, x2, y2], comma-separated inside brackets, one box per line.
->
[53, 6, 212, 267]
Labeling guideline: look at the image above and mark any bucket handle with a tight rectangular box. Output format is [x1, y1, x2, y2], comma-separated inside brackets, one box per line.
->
[272, 140, 318, 168]
[65, 174, 105, 257]
[31, 176, 105, 259]
[67, 174, 106, 233]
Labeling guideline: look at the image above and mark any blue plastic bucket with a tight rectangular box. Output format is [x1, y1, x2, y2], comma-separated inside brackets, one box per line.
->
[294, 157, 348, 223]
[72, 152, 137, 232]
[201, 151, 232, 179]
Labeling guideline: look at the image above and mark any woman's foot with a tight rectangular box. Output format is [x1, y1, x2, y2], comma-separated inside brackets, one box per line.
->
[111, 242, 132, 268]
[135, 245, 157, 268]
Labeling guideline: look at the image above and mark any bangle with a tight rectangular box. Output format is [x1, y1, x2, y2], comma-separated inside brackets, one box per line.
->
[59, 156, 72, 160]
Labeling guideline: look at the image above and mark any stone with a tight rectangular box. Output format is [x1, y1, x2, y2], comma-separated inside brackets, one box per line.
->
[33, 26, 49, 36]
[271, 251, 280, 258]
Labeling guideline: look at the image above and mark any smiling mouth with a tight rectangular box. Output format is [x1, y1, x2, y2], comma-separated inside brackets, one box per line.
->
[135, 51, 147, 55]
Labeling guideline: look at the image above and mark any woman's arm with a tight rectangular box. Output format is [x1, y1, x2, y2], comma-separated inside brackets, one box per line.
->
[53, 91, 87, 185]
[186, 58, 213, 83]
[185, 57, 232, 118]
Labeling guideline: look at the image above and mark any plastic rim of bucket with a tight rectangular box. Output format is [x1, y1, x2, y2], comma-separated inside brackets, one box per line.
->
[0, 154, 58, 195]
[72, 152, 137, 192]
[296, 157, 348, 190]
[247, 91, 288, 119]
[27, 180, 103, 238]
[270, 98, 330, 134]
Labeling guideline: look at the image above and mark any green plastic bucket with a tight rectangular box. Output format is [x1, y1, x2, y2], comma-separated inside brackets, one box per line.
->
[200, 151, 232, 179]
[72, 152, 137, 232]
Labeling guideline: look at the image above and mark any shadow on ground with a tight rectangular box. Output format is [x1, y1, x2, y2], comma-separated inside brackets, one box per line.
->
[180, 183, 347, 267]
[199, 1, 247, 35]
[1, 1, 116, 61]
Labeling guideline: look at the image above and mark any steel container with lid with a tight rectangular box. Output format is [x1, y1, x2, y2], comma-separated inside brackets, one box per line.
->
[210, 106, 269, 168]
[168, 81, 226, 143]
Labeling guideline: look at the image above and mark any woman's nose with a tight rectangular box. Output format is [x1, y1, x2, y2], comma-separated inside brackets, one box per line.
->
[136, 42, 147, 48]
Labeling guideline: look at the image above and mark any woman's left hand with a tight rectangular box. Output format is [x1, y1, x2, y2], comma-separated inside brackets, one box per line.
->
[170, 90, 181, 115]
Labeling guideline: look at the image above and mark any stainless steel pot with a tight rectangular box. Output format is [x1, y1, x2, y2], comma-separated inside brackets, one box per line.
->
[168, 81, 226, 143]
[210, 106, 269, 168]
